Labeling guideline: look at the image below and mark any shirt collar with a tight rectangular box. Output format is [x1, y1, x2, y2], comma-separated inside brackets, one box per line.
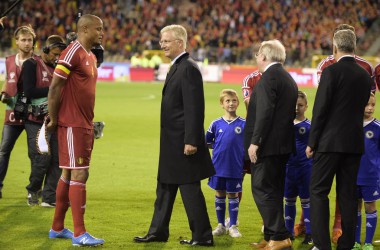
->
[337, 55, 354, 62]
[264, 62, 281, 72]
[172, 52, 186, 65]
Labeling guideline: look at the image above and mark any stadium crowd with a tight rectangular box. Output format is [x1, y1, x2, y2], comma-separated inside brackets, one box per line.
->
[0, 0, 378, 66]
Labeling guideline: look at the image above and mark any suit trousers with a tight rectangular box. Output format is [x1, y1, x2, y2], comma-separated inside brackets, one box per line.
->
[251, 154, 290, 241]
[310, 152, 361, 250]
[148, 181, 212, 242]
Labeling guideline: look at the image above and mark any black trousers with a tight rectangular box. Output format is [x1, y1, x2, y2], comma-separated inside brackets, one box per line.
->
[310, 152, 361, 250]
[251, 154, 290, 241]
[148, 181, 213, 242]
[25, 121, 61, 203]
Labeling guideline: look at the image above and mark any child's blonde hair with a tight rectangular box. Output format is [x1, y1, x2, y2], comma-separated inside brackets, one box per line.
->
[220, 89, 239, 104]
[298, 91, 308, 104]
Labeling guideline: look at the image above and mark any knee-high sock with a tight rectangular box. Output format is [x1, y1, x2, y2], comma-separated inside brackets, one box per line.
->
[365, 210, 377, 244]
[52, 176, 70, 231]
[285, 198, 296, 234]
[70, 180, 86, 237]
[355, 211, 362, 243]
[333, 200, 342, 229]
[229, 197, 239, 226]
[301, 199, 311, 234]
[215, 196, 226, 226]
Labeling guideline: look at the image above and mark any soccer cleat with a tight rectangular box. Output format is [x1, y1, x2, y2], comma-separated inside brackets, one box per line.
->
[224, 217, 239, 229]
[40, 202, 56, 208]
[331, 228, 342, 244]
[363, 243, 374, 250]
[49, 228, 73, 239]
[302, 233, 313, 244]
[72, 232, 104, 246]
[294, 223, 306, 237]
[27, 192, 39, 206]
[228, 225, 242, 238]
[352, 242, 361, 250]
[212, 223, 226, 236]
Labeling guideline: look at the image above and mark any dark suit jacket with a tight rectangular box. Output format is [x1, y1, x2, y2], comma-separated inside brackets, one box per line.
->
[244, 63, 298, 159]
[308, 56, 372, 153]
[158, 53, 215, 184]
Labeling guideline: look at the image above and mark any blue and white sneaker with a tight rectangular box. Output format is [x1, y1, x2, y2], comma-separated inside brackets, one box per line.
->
[72, 232, 104, 246]
[49, 228, 73, 239]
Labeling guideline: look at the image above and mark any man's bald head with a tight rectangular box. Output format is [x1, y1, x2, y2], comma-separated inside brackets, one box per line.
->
[77, 14, 102, 33]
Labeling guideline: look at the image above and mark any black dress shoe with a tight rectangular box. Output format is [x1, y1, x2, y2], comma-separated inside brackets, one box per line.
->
[180, 239, 214, 246]
[133, 234, 167, 243]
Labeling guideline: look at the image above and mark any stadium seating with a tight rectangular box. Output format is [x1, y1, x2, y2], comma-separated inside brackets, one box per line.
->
[0, 0, 378, 66]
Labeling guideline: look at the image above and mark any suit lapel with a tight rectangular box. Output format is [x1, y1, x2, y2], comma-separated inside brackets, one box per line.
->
[162, 53, 189, 94]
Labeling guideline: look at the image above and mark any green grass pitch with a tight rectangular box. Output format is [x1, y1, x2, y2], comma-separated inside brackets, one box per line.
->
[0, 81, 378, 249]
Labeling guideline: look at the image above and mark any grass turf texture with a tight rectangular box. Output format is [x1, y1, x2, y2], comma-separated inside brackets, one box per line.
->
[0, 81, 378, 249]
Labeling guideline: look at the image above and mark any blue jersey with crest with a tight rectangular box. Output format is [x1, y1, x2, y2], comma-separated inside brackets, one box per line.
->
[287, 119, 312, 168]
[357, 118, 380, 186]
[206, 116, 245, 178]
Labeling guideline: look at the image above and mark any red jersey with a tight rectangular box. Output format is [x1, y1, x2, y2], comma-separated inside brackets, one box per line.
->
[317, 55, 375, 92]
[54, 41, 98, 129]
[242, 70, 261, 102]
[374, 63, 380, 91]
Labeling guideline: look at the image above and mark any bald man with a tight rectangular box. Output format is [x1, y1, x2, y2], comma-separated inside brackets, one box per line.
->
[47, 14, 105, 247]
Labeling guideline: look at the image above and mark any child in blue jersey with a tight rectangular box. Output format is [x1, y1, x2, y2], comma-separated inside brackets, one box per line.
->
[206, 89, 245, 238]
[284, 91, 313, 244]
[353, 93, 380, 250]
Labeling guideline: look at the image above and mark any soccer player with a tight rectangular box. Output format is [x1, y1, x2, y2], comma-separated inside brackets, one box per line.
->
[206, 89, 245, 238]
[352, 93, 379, 250]
[374, 63, 380, 92]
[284, 91, 312, 244]
[47, 14, 105, 246]
[0, 25, 35, 198]
[242, 70, 261, 110]
[308, 24, 374, 244]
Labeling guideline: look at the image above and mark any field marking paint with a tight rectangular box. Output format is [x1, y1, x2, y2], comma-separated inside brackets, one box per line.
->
[141, 94, 156, 100]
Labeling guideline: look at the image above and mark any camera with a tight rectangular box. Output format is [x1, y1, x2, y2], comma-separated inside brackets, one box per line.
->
[14, 93, 29, 120]
[31, 102, 48, 118]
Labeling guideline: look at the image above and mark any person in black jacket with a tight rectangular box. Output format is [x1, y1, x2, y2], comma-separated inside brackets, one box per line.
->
[306, 30, 372, 250]
[22, 35, 66, 207]
[245, 39, 298, 249]
[134, 24, 215, 247]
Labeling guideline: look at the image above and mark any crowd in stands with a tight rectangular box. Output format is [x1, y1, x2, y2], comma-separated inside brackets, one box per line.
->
[0, 0, 378, 67]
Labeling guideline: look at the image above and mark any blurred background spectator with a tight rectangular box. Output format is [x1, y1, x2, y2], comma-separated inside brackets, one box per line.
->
[0, 0, 378, 67]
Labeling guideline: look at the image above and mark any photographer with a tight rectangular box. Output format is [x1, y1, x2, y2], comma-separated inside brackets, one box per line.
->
[0, 25, 35, 199]
[23, 35, 66, 207]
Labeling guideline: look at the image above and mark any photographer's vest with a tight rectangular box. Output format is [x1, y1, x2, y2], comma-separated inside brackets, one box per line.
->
[4, 55, 23, 125]
[27, 56, 54, 124]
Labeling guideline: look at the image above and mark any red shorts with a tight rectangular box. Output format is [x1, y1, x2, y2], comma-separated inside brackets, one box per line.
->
[58, 126, 94, 169]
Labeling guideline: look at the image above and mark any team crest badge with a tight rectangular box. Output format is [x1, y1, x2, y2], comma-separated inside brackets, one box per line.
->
[366, 130, 374, 139]
[42, 71, 49, 82]
[299, 127, 306, 135]
[77, 157, 84, 165]
[234, 126, 242, 134]
[8, 72, 16, 83]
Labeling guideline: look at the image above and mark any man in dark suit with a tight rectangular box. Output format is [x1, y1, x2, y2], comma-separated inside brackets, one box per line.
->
[245, 40, 298, 249]
[306, 29, 372, 250]
[134, 24, 215, 246]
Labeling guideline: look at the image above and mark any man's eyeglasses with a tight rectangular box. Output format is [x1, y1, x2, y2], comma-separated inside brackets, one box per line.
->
[159, 39, 181, 46]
